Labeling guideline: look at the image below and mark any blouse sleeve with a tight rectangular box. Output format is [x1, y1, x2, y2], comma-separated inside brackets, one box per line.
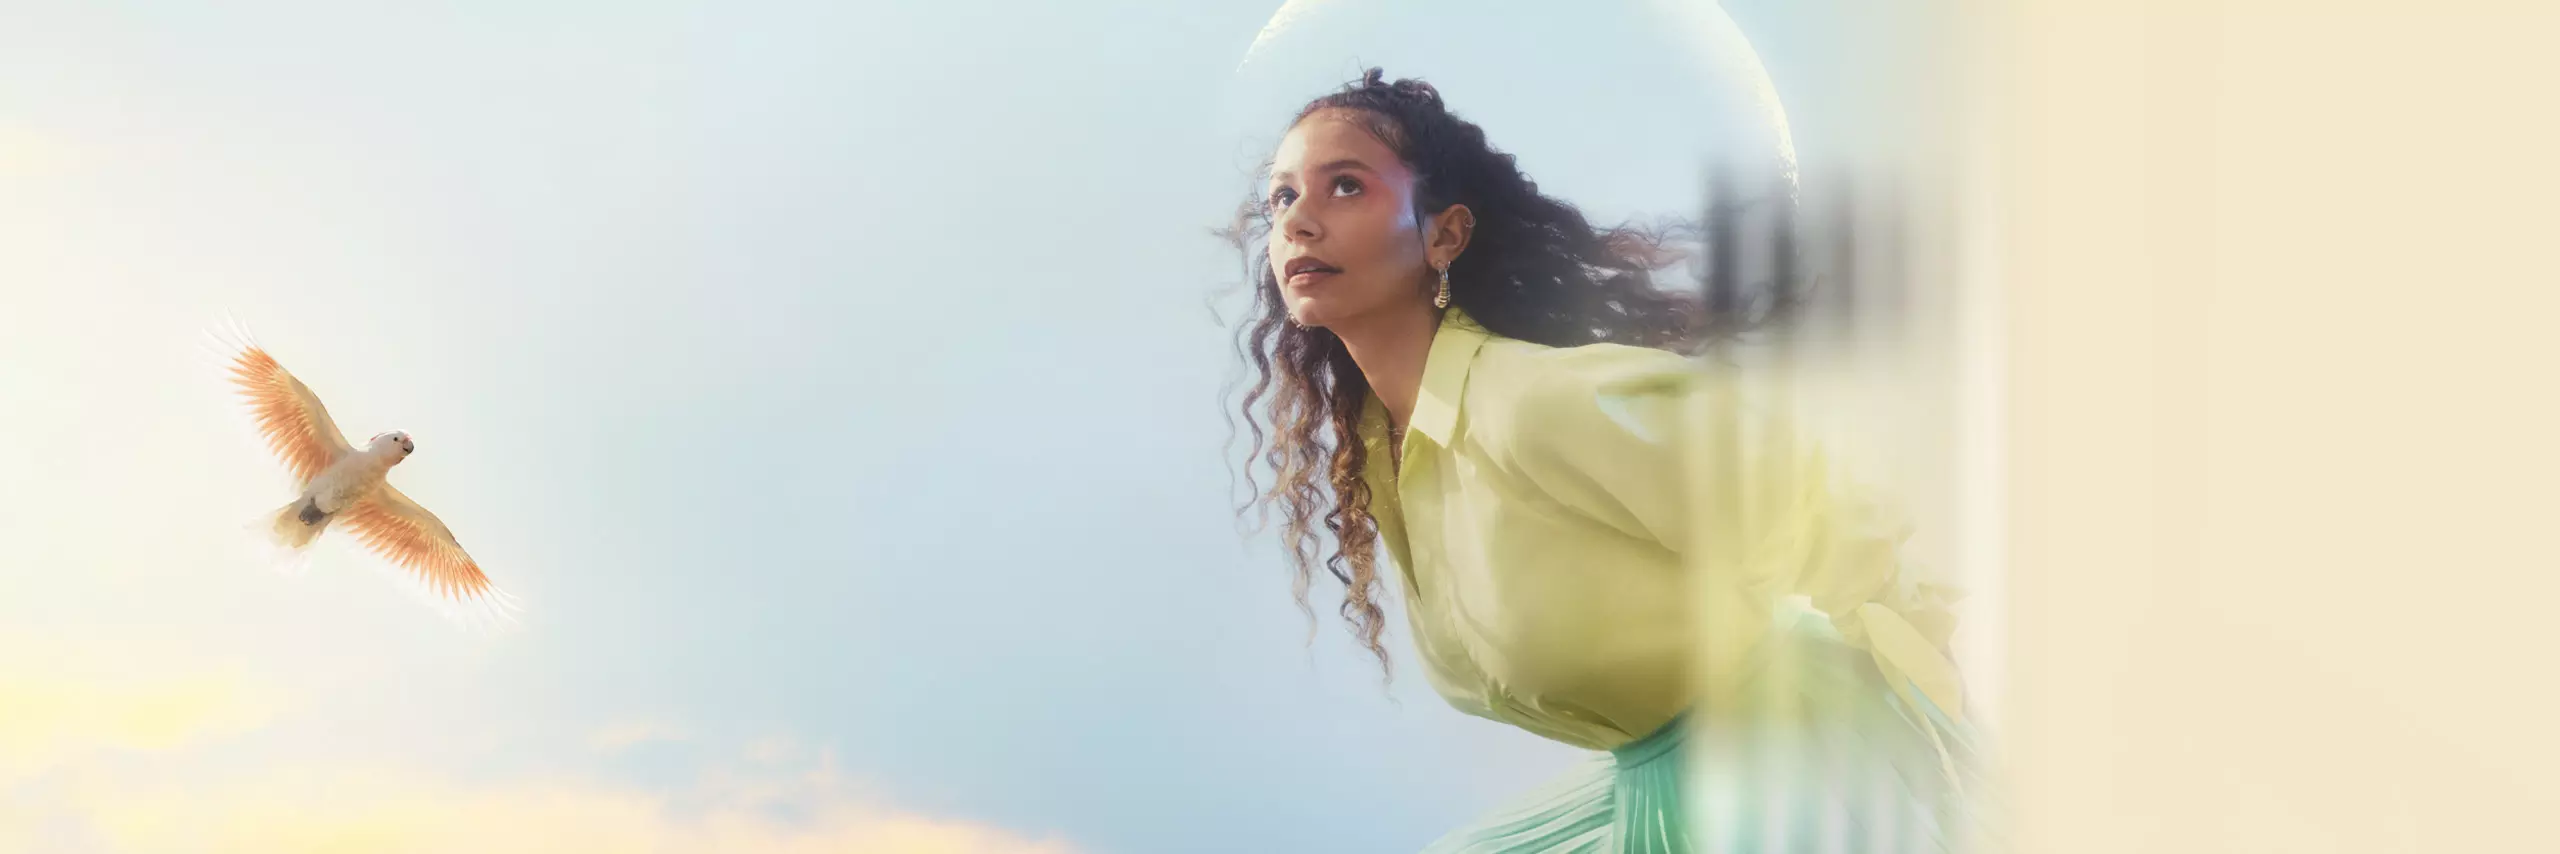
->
[1504, 350, 1969, 726]
[1686, 369, 1970, 726]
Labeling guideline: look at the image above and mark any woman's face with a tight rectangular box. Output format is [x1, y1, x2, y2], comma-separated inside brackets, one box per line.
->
[1264, 108, 1436, 329]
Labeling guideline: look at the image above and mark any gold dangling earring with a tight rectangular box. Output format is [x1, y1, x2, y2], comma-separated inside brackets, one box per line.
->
[1434, 264, 1451, 308]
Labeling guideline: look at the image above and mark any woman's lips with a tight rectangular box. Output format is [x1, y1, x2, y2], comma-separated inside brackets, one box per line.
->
[1282, 255, 1341, 287]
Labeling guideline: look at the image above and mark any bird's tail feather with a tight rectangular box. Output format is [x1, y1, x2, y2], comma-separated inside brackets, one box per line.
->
[266, 497, 330, 551]
[240, 520, 314, 577]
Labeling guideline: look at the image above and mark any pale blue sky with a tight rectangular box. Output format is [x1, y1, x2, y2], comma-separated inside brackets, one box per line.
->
[0, 2, 1936, 851]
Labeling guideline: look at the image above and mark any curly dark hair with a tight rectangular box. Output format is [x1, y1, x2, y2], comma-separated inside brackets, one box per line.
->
[1220, 68, 1782, 680]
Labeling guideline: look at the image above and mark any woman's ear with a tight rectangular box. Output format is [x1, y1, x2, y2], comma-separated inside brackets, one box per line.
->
[1426, 203, 1474, 269]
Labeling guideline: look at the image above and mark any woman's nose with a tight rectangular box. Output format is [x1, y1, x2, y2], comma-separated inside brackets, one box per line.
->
[1274, 200, 1320, 241]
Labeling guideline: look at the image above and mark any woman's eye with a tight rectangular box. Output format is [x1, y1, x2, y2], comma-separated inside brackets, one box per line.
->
[1331, 176, 1362, 197]
[1265, 187, 1297, 211]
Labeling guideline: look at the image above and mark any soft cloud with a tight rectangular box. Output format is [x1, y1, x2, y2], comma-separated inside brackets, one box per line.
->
[745, 734, 802, 764]
[25, 765, 1081, 854]
[0, 664, 1075, 853]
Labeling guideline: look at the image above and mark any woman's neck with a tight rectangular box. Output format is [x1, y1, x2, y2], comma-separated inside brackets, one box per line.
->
[1331, 304, 1442, 430]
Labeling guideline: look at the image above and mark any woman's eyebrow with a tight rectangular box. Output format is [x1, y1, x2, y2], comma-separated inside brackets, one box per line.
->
[1270, 157, 1376, 185]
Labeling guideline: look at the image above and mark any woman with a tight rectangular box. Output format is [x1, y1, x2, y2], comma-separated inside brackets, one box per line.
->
[1228, 69, 1985, 852]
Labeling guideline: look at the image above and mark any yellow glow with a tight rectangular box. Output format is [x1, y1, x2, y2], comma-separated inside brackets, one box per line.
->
[0, 659, 1075, 853]
[0, 668, 271, 781]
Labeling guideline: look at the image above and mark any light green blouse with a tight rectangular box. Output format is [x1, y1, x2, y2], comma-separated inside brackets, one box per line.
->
[1359, 308, 1966, 753]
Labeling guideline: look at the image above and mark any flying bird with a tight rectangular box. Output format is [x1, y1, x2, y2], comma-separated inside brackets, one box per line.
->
[205, 318, 518, 624]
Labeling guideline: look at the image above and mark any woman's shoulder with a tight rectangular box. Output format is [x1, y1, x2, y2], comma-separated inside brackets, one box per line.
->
[1472, 336, 1696, 404]
[1464, 336, 1696, 443]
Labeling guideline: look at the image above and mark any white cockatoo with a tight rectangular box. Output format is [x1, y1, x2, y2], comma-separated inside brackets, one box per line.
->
[206, 319, 518, 623]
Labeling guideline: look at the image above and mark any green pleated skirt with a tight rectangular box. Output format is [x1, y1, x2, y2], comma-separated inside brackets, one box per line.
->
[1420, 604, 1990, 854]
[1415, 711, 1697, 853]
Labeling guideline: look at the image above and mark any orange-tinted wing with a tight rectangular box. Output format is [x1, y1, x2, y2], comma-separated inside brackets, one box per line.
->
[344, 483, 499, 603]
[218, 332, 353, 485]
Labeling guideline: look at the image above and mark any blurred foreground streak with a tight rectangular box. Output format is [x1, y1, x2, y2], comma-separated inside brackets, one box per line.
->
[1667, 5, 2560, 851]
[1673, 162, 2008, 852]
